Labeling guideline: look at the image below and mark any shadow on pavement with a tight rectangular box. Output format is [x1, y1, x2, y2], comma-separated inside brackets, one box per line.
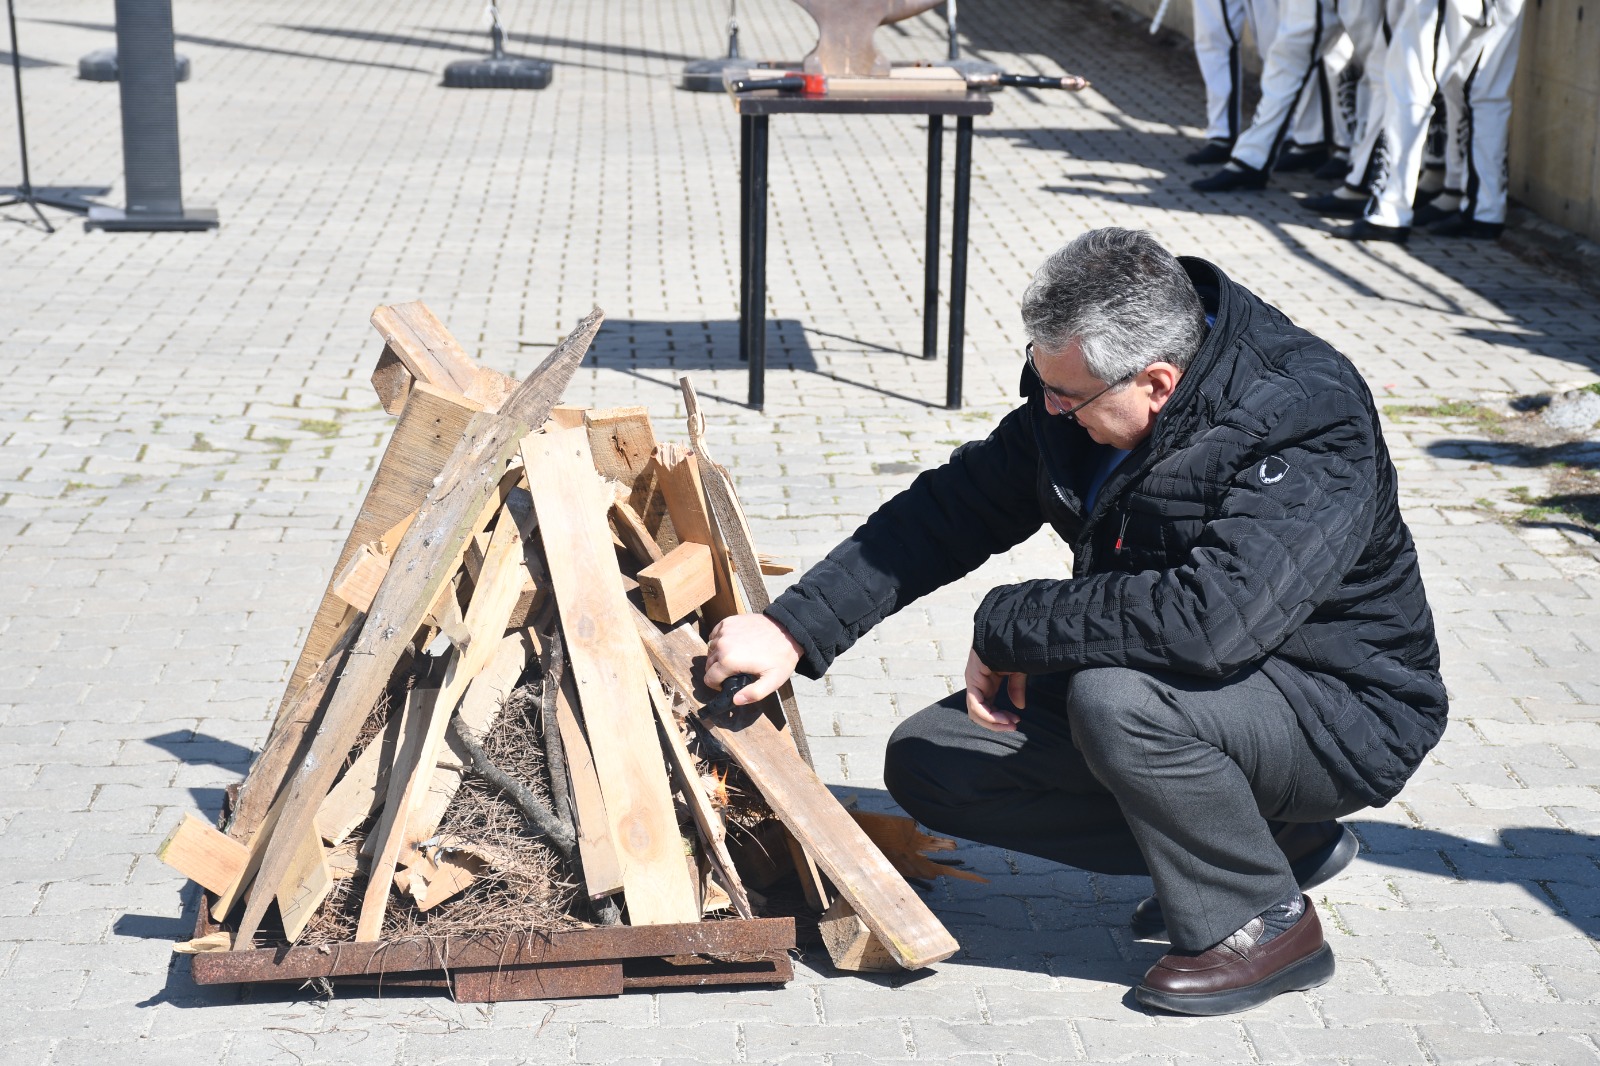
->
[29, 18, 431, 74]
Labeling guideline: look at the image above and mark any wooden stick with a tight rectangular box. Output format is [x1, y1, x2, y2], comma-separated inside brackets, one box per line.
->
[450, 717, 574, 855]
[231, 308, 603, 948]
[679, 376, 815, 768]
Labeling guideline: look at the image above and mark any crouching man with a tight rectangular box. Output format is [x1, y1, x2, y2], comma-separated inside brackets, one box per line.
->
[705, 227, 1446, 1016]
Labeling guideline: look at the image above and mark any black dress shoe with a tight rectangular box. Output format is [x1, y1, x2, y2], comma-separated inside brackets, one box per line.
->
[1136, 896, 1335, 1016]
[1130, 821, 1359, 940]
[1275, 144, 1329, 173]
[1411, 199, 1460, 227]
[1313, 154, 1351, 181]
[1430, 215, 1505, 239]
[1190, 164, 1268, 192]
[1300, 189, 1368, 217]
[1331, 218, 1410, 243]
[1184, 139, 1235, 166]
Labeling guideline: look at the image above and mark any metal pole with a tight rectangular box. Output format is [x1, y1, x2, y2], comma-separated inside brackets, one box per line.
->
[922, 115, 942, 361]
[3, 0, 51, 230]
[748, 115, 769, 410]
[946, 0, 961, 61]
[947, 116, 973, 410]
[739, 114, 752, 363]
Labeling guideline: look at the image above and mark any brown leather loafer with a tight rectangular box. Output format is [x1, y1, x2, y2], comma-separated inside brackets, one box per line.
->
[1135, 896, 1335, 1016]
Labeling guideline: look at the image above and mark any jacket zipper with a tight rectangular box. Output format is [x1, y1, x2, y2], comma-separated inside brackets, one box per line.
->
[1114, 512, 1130, 554]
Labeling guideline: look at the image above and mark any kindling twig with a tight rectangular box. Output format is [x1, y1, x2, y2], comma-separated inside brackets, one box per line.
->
[448, 717, 575, 858]
[539, 625, 576, 830]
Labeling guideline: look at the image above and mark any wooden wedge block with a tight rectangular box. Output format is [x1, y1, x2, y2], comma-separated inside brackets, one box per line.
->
[637, 542, 716, 625]
[820, 896, 900, 972]
[230, 308, 603, 949]
[634, 617, 958, 970]
[523, 427, 699, 926]
[331, 543, 388, 613]
[157, 814, 249, 896]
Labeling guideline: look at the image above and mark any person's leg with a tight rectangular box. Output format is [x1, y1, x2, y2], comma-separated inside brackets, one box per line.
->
[884, 688, 1148, 877]
[1360, 0, 1446, 229]
[1193, 0, 1247, 146]
[1228, 0, 1333, 172]
[1063, 665, 1365, 953]
[1455, 0, 1523, 225]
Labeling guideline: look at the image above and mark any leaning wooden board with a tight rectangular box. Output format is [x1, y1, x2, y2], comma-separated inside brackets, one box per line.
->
[632, 613, 958, 970]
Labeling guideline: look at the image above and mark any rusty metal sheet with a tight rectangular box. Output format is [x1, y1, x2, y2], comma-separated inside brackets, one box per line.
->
[453, 960, 625, 1003]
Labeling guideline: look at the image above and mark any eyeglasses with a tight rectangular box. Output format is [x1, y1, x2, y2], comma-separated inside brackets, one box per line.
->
[1025, 343, 1134, 421]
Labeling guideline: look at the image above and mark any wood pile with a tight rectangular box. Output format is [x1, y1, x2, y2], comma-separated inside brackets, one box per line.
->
[158, 302, 976, 1002]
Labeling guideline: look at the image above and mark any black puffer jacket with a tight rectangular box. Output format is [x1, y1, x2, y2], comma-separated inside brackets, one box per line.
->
[767, 257, 1446, 806]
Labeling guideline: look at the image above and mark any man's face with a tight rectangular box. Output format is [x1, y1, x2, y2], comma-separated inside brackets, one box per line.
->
[1029, 338, 1183, 450]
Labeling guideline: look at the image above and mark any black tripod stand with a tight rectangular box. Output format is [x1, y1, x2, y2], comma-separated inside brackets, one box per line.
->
[1, 0, 106, 231]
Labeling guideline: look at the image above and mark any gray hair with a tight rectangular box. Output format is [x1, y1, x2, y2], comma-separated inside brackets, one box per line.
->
[1020, 228, 1206, 383]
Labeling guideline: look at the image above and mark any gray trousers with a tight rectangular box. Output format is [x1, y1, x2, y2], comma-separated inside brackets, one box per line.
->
[883, 665, 1368, 951]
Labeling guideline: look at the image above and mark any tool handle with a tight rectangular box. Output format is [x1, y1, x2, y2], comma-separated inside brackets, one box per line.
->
[703, 673, 757, 716]
[996, 73, 1089, 90]
[728, 74, 806, 94]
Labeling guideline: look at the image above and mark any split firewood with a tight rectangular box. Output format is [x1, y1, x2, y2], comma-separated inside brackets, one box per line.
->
[819, 896, 900, 972]
[172, 931, 233, 955]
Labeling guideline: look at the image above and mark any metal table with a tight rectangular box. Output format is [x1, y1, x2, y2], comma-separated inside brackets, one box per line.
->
[732, 90, 995, 410]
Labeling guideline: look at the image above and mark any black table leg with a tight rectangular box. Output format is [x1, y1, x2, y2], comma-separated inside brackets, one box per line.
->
[947, 115, 973, 410]
[748, 115, 770, 409]
[739, 114, 753, 364]
[922, 115, 943, 361]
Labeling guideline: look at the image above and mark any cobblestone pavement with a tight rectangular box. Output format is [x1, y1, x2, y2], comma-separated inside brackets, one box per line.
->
[3, 0, 1599, 1062]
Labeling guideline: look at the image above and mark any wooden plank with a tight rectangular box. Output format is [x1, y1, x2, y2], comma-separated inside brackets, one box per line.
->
[231, 308, 603, 949]
[314, 694, 410, 846]
[370, 301, 515, 412]
[356, 509, 534, 941]
[634, 617, 958, 970]
[758, 554, 795, 576]
[637, 542, 716, 625]
[522, 428, 699, 926]
[265, 381, 483, 774]
[553, 669, 626, 899]
[652, 442, 741, 623]
[642, 670, 751, 919]
[229, 622, 358, 845]
[157, 814, 249, 895]
[277, 826, 333, 942]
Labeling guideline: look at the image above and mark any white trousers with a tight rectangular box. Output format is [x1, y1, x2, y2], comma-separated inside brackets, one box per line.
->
[1194, 0, 1254, 142]
[1440, 0, 1525, 223]
[1365, 0, 1488, 227]
[1232, 0, 1346, 169]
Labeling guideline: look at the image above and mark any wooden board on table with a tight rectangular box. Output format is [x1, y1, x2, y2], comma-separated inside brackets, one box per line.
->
[523, 427, 698, 926]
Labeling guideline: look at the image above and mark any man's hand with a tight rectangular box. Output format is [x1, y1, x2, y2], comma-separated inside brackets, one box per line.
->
[965, 648, 1026, 732]
[704, 613, 803, 706]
